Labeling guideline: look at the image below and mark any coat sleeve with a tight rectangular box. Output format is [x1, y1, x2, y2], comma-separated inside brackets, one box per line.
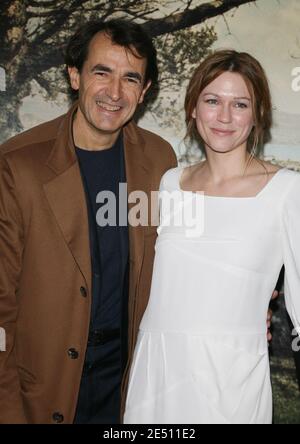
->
[282, 173, 300, 339]
[0, 153, 27, 423]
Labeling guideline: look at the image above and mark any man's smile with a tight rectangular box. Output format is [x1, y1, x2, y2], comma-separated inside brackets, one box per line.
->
[95, 101, 122, 112]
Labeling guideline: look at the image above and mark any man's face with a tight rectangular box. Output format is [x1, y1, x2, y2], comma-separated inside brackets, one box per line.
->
[68, 32, 151, 146]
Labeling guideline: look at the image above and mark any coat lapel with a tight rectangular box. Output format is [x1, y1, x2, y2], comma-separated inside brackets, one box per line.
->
[42, 108, 151, 293]
[43, 103, 92, 291]
[123, 121, 152, 267]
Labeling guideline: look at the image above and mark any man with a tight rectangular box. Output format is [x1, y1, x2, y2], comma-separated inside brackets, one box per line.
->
[0, 19, 275, 424]
[0, 19, 176, 424]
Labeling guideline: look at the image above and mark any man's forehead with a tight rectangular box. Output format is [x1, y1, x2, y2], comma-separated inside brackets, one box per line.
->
[87, 32, 146, 70]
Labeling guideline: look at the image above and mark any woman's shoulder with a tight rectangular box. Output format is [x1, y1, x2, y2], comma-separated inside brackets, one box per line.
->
[263, 163, 300, 204]
[260, 161, 300, 184]
[260, 161, 281, 175]
[160, 161, 206, 191]
[160, 166, 184, 191]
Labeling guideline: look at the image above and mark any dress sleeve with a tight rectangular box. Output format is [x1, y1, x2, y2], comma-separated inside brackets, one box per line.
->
[282, 172, 300, 336]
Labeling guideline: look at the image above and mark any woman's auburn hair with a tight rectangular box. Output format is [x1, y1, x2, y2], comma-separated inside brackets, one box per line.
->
[184, 50, 272, 151]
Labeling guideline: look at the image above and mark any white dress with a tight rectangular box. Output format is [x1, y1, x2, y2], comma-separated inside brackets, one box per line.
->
[124, 166, 300, 424]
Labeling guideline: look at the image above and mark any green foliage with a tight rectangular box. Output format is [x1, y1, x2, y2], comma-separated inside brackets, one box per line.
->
[271, 357, 300, 424]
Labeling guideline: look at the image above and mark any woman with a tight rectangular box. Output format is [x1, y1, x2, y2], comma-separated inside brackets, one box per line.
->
[124, 50, 300, 424]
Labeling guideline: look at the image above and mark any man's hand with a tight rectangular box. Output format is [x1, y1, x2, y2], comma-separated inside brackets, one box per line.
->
[267, 290, 279, 342]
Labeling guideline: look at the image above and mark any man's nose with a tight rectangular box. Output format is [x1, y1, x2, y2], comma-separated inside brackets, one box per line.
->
[106, 77, 122, 102]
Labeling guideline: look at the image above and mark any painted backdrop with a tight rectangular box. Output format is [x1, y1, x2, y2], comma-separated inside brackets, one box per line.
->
[1, 0, 300, 423]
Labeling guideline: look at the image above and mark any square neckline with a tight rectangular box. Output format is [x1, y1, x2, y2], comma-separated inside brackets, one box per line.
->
[177, 166, 285, 200]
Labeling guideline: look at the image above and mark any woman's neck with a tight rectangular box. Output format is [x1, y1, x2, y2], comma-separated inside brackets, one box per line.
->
[203, 148, 252, 184]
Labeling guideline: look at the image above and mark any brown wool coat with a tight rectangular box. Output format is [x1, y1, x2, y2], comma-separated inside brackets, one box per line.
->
[0, 102, 177, 423]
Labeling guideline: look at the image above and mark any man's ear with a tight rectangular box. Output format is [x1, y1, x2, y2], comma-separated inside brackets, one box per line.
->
[68, 66, 80, 91]
[138, 80, 152, 104]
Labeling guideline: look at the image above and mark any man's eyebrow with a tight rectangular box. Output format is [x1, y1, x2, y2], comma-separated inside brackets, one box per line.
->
[91, 64, 112, 73]
[124, 72, 142, 82]
[91, 65, 142, 82]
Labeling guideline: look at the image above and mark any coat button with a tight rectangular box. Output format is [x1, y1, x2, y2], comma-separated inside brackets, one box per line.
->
[80, 286, 87, 297]
[68, 348, 79, 359]
[52, 412, 64, 423]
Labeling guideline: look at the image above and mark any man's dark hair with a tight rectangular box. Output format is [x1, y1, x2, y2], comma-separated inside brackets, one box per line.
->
[65, 18, 158, 91]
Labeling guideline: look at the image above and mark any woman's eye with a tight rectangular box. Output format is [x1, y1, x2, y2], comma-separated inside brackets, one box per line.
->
[235, 102, 248, 109]
[206, 99, 218, 105]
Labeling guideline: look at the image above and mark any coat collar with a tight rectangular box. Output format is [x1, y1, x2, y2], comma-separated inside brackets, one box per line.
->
[45, 101, 152, 176]
[45, 101, 78, 175]
[43, 102, 151, 289]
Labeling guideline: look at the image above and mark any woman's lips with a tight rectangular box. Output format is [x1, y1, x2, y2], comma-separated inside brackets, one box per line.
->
[211, 128, 235, 136]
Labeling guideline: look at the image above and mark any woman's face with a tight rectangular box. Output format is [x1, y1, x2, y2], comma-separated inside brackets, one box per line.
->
[192, 71, 254, 154]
